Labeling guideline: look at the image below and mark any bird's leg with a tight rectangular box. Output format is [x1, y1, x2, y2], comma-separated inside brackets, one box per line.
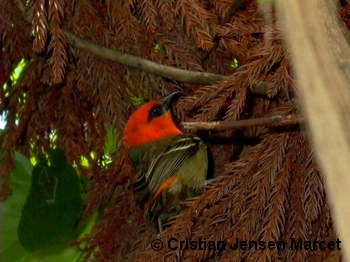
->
[158, 216, 164, 235]
[157, 205, 185, 235]
[204, 178, 219, 185]
[157, 212, 171, 235]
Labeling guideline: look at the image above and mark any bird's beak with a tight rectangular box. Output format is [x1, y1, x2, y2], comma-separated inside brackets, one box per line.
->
[160, 91, 182, 111]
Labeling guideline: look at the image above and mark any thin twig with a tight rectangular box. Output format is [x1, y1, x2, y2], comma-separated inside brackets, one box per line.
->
[181, 115, 305, 131]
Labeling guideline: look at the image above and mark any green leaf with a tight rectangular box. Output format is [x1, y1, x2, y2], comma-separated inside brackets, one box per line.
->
[1, 151, 92, 262]
[17, 149, 83, 253]
[1, 152, 32, 260]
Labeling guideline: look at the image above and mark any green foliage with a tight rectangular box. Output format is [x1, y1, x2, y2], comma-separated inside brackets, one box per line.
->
[4, 58, 28, 99]
[100, 126, 118, 167]
[230, 58, 240, 69]
[1, 152, 85, 261]
[2, 58, 28, 130]
[17, 149, 83, 253]
[124, 74, 146, 107]
[132, 97, 147, 107]
[1, 152, 32, 261]
[104, 126, 117, 156]
[79, 126, 117, 169]
[153, 43, 163, 53]
[11, 59, 27, 83]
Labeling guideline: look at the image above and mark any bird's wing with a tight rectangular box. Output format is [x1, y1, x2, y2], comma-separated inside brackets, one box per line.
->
[133, 135, 202, 208]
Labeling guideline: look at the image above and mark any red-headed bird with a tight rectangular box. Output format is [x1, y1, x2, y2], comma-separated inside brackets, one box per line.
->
[123, 92, 208, 232]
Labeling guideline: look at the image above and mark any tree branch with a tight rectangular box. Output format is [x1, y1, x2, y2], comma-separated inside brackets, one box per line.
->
[181, 114, 305, 131]
[62, 29, 228, 85]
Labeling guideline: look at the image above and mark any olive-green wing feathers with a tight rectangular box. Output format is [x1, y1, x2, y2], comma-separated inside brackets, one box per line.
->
[129, 135, 203, 209]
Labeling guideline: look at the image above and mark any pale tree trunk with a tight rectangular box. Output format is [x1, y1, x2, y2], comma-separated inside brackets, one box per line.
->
[277, 0, 350, 260]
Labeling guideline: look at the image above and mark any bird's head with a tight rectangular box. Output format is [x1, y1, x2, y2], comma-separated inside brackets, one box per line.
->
[123, 92, 183, 149]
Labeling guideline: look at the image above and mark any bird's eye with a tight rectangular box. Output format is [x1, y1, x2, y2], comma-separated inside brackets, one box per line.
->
[150, 105, 163, 118]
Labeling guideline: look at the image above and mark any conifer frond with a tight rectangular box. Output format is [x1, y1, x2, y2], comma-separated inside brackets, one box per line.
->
[140, 0, 157, 31]
[47, 0, 67, 84]
[175, 0, 216, 50]
[31, 0, 48, 52]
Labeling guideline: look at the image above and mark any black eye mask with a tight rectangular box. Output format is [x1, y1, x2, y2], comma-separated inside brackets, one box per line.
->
[148, 105, 164, 122]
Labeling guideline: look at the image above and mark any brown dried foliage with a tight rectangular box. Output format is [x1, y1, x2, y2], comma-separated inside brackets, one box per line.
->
[1, 0, 345, 261]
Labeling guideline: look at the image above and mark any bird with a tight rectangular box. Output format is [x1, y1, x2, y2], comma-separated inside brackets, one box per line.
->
[123, 91, 208, 232]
